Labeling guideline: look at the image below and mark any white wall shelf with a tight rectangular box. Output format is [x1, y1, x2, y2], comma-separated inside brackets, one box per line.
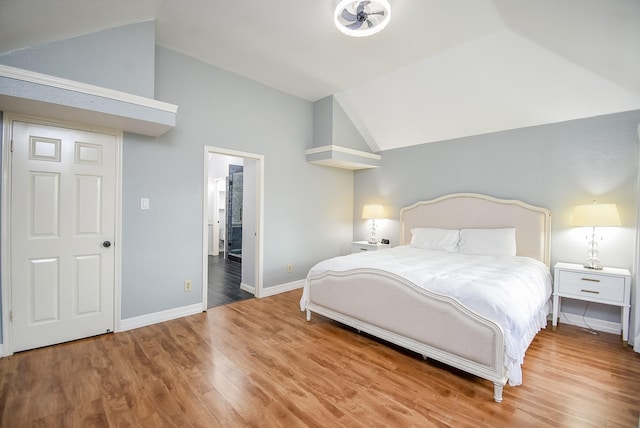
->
[306, 145, 381, 170]
[0, 65, 178, 137]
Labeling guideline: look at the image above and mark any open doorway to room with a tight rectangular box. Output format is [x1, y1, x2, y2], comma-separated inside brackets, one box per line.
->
[203, 147, 264, 309]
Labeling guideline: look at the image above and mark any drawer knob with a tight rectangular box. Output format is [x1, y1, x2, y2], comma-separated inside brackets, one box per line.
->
[581, 277, 600, 283]
[580, 289, 600, 294]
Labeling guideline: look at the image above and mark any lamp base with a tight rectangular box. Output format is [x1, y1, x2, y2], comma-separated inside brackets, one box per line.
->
[584, 231, 602, 270]
[583, 259, 603, 270]
[368, 219, 378, 245]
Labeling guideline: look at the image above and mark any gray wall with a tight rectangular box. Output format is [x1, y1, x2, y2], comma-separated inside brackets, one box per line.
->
[312, 95, 371, 152]
[135, 47, 353, 318]
[0, 21, 156, 98]
[0, 23, 354, 332]
[354, 110, 640, 323]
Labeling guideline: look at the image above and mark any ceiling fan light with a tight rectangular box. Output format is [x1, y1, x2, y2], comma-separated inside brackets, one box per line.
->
[334, 0, 391, 38]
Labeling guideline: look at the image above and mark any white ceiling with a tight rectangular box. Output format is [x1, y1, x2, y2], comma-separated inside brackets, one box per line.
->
[1, 0, 639, 151]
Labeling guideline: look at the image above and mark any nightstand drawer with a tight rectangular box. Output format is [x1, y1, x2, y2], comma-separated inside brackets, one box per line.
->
[556, 270, 624, 302]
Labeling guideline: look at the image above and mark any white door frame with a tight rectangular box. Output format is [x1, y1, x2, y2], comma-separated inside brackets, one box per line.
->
[634, 123, 640, 352]
[202, 146, 264, 310]
[1, 113, 123, 356]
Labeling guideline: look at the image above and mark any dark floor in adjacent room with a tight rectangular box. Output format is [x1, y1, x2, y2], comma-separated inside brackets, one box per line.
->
[207, 255, 254, 308]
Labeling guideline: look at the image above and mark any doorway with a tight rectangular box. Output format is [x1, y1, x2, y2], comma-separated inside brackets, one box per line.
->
[202, 147, 264, 310]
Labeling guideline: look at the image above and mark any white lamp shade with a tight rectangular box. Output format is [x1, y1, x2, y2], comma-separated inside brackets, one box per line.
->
[362, 204, 385, 219]
[572, 203, 621, 227]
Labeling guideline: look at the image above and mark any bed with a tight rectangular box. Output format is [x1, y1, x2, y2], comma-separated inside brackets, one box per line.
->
[300, 193, 552, 402]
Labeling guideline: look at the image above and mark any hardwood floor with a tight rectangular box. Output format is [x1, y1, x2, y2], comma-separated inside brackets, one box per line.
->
[208, 255, 253, 308]
[1, 290, 639, 427]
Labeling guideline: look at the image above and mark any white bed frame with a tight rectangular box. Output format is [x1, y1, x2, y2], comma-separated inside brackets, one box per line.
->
[304, 193, 551, 402]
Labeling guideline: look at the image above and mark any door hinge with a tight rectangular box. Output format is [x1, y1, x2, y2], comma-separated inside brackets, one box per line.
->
[9, 310, 13, 322]
[10, 140, 14, 153]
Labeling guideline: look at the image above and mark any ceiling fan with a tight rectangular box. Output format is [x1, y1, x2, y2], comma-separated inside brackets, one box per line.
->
[334, 0, 391, 37]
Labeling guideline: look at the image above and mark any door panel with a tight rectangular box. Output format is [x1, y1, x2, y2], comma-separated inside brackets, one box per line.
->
[76, 175, 102, 234]
[30, 257, 60, 322]
[11, 120, 117, 352]
[75, 254, 102, 315]
[31, 172, 60, 236]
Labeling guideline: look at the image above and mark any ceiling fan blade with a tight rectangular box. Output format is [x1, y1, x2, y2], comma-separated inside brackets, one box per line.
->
[357, 1, 371, 15]
[341, 8, 357, 22]
[346, 20, 365, 30]
[368, 10, 385, 16]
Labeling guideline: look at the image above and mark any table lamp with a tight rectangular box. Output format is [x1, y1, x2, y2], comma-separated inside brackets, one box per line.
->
[572, 201, 621, 269]
[362, 204, 385, 244]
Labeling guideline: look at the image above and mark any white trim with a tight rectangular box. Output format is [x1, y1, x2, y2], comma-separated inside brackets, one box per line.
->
[260, 280, 305, 298]
[1, 115, 12, 354]
[0, 113, 123, 355]
[240, 283, 256, 295]
[400, 192, 549, 215]
[202, 146, 264, 310]
[113, 129, 124, 333]
[558, 311, 622, 336]
[305, 145, 381, 160]
[0, 64, 177, 113]
[634, 123, 640, 352]
[120, 303, 202, 332]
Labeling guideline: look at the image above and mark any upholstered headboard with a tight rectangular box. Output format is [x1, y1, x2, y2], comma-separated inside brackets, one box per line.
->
[400, 193, 551, 266]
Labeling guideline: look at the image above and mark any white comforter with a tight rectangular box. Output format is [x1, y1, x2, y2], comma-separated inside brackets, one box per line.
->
[300, 246, 552, 386]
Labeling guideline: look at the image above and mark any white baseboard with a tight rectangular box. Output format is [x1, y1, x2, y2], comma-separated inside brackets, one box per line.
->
[119, 303, 203, 332]
[240, 282, 255, 295]
[558, 311, 621, 335]
[259, 279, 305, 298]
[119, 280, 301, 332]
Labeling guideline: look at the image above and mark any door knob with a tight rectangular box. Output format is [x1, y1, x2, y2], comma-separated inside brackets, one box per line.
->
[103, 241, 112, 248]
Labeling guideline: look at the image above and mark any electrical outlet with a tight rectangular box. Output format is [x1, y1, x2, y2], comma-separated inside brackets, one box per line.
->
[184, 280, 192, 292]
[287, 264, 293, 273]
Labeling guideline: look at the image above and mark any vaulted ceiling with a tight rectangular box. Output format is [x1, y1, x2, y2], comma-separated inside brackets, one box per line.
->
[1, 0, 639, 151]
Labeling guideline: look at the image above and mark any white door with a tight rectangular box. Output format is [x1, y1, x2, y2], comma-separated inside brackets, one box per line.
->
[10, 120, 117, 352]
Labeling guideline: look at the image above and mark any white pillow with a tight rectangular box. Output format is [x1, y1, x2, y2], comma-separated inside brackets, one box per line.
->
[410, 228, 460, 252]
[458, 228, 517, 256]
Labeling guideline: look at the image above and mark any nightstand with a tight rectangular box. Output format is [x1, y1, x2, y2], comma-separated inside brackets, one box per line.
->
[351, 241, 390, 254]
[552, 262, 631, 345]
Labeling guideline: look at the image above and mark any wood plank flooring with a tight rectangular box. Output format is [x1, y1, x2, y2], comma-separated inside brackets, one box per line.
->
[1, 290, 639, 427]
[208, 255, 253, 308]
